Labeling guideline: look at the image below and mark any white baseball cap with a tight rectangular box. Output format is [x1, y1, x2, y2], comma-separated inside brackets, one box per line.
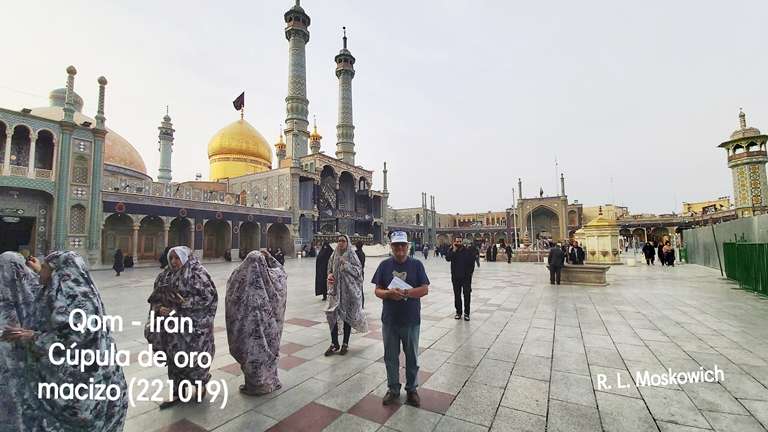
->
[390, 231, 409, 244]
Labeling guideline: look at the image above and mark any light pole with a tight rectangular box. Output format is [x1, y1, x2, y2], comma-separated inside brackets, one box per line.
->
[512, 188, 517, 249]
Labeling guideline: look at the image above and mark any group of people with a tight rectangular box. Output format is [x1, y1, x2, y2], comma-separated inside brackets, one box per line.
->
[148, 246, 290, 404]
[642, 240, 676, 266]
[0, 245, 293, 431]
[547, 240, 586, 284]
[1, 251, 129, 431]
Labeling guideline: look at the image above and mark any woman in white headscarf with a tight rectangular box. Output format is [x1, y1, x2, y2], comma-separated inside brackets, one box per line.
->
[225, 249, 287, 395]
[324, 235, 367, 356]
[146, 246, 218, 409]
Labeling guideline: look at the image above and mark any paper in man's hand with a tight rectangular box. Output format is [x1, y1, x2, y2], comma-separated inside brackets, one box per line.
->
[387, 276, 412, 290]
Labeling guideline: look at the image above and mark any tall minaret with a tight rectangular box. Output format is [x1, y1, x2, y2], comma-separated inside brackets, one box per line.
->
[283, 0, 310, 160]
[157, 107, 174, 183]
[383, 161, 388, 193]
[719, 109, 768, 217]
[518, 178, 523, 200]
[310, 115, 322, 154]
[560, 173, 566, 196]
[335, 27, 356, 164]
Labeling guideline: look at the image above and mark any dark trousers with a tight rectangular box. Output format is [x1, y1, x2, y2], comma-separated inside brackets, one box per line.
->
[550, 266, 562, 284]
[383, 323, 420, 392]
[331, 321, 351, 347]
[452, 276, 472, 315]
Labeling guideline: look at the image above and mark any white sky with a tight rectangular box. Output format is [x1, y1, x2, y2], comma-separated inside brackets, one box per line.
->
[3, 0, 767, 214]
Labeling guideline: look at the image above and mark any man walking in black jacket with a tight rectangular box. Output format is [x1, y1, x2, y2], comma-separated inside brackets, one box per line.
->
[548, 242, 566, 285]
[445, 237, 476, 321]
[642, 241, 655, 265]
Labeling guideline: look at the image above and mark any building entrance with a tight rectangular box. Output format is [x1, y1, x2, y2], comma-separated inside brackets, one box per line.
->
[0, 215, 35, 254]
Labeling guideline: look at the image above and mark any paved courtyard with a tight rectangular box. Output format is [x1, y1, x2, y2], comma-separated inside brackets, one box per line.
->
[94, 256, 768, 432]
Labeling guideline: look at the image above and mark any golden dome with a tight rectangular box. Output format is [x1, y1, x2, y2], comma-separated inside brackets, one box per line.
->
[208, 118, 273, 181]
[30, 89, 148, 178]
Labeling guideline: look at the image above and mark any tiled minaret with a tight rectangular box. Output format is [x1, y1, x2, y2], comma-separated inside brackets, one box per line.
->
[719, 109, 768, 217]
[335, 27, 356, 164]
[283, 0, 310, 159]
[157, 107, 174, 183]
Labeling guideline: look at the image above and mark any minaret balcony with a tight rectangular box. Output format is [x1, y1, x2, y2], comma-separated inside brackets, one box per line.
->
[727, 150, 768, 166]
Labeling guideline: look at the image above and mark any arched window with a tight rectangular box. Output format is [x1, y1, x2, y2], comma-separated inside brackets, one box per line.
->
[35, 130, 55, 170]
[70, 204, 86, 234]
[10, 125, 31, 167]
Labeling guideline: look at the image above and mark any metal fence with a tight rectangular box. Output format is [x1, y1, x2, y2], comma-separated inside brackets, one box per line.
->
[723, 242, 768, 294]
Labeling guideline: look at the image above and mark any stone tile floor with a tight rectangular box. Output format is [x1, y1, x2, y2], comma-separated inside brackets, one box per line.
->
[92, 256, 768, 431]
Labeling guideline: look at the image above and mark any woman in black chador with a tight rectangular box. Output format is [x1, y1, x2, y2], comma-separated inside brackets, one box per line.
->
[113, 248, 125, 276]
[315, 242, 333, 301]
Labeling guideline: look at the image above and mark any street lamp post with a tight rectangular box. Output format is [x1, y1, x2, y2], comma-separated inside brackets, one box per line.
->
[512, 188, 517, 249]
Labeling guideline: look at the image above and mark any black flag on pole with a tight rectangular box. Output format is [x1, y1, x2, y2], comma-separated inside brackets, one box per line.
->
[233, 92, 245, 111]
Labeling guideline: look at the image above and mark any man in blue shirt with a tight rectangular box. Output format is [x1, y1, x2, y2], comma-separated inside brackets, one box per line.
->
[372, 231, 430, 407]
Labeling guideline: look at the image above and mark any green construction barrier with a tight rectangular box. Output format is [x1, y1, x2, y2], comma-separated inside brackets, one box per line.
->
[723, 243, 768, 295]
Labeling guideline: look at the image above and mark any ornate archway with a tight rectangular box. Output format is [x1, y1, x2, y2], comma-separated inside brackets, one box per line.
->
[203, 219, 230, 258]
[102, 213, 133, 263]
[138, 216, 164, 261]
[632, 228, 646, 243]
[239, 221, 260, 258]
[527, 206, 560, 241]
[169, 217, 192, 248]
[267, 223, 292, 256]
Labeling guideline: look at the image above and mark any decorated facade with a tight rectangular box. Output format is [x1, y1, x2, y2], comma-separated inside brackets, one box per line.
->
[0, 1, 390, 264]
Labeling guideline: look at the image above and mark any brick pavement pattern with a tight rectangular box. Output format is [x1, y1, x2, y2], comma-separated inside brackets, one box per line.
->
[92, 256, 768, 432]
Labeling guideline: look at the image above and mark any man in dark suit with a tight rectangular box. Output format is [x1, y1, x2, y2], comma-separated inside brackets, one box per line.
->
[548, 242, 566, 285]
[445, 237, 477, 321]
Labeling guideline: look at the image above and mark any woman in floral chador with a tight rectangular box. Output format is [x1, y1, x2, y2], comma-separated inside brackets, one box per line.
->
[226, 250, 288, 395]
[324, 235, 367, 356]
[0, 252, 41, 431]
[3, 251, 128, 432]
[147, 246, 218, 409]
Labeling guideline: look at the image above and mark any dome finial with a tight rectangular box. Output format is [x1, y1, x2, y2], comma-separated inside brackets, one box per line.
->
[739, 107, 747, 129]
[343, 26, 347, 49]
[313, 114, 318, 132]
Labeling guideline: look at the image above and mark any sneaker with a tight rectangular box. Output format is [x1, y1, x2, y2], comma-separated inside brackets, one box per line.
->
[339, 344, 348, 355]
[463, 314, 470, 321]
[454, 313, 461, 320]
[382, 390, 400, 406]
[406, 391, 421, 407]
[324, 344, 339, 356]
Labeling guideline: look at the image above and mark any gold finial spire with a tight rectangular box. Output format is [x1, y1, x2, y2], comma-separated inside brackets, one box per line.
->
[310, 115, 322, 140]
